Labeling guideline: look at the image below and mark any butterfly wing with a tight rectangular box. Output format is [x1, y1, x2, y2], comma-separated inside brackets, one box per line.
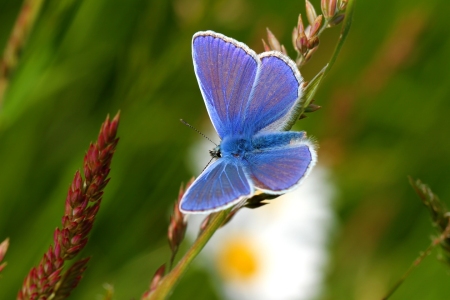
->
[243, 52, 304, 135]
[243, 132, 316, 193]
[190, 32, 312, 212]
[192, 31, 259, 138]
[193, 32, 303, 137]
[180, 158, 253, 213]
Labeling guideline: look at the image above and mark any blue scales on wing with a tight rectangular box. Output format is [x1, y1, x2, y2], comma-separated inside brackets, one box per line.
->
[243, 53, 303, 135]
[243, 132, 315, 193]
[192, 32, 258, 138]
[180, 159, 253, 213]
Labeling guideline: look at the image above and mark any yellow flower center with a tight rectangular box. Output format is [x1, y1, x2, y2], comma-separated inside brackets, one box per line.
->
[216, 237, 259, 281]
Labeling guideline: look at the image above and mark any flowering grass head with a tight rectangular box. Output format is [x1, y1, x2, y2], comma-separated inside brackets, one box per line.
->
[17, 113, 120, 299]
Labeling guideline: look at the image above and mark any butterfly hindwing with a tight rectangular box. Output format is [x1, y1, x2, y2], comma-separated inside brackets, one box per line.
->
[243, 132, 316, 193]
[180, 158, 253, 213]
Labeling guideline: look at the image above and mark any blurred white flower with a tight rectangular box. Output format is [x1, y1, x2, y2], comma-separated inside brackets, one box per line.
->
[186, 133, 335, 300]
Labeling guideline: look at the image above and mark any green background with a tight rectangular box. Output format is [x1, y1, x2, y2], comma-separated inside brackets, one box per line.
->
[1, 0, 450, 299]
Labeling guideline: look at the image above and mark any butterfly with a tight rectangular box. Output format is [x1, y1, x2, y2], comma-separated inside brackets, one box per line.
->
[180, 31, 317, 214]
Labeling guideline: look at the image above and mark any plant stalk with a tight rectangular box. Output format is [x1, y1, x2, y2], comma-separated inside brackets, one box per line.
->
[382, 218, 450, 300]
[0, 0, 45, 106]
[146, 209, 231, 300]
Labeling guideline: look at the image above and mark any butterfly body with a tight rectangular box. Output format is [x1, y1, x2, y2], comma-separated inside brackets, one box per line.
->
[220, 135, 252, 159]
[180, 31, 317, 214]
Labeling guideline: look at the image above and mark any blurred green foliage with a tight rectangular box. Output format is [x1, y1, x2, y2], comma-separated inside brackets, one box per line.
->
[1, 0, 450, 299]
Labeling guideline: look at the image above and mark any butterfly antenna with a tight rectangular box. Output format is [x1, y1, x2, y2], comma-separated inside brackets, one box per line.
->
[202, 156, 215, 173]
[180, 119, 217, 146]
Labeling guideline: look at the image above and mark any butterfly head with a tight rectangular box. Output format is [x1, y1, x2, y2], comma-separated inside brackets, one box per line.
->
[209, 145, 222, 158]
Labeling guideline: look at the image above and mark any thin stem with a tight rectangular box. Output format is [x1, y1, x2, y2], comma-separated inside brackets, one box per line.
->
[145, 208, 231, 300]
[292, 0, 355, 128]
[0, 0, 45, 107]
[323, 1, 354, 73]
[382, 242, 435, 300]
[382, 218, 450, 300]
[318, 19, 330, 36]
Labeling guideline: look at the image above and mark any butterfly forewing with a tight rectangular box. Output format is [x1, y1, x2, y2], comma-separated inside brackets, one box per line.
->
[244, 53, 303, 135]
[192, 31, 259, 138]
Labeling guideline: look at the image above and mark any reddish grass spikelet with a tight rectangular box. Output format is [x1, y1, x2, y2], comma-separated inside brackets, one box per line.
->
[320, 0, 328, 19]
[321, 0, 337, 20]
[304, 101, 322, 113]
[262, 28, 288, 56]
[18, 112, 120, 300]
[281, 45, 288, 55]
[53, 258, 90, 300]
[150, 264, 166, 292]
[293, 13, 322, 66]
[338, 0, 348, 11]
[294, 14, 307, 53]
[321, 0, 346, 27]
[0, 238, 10, 273]
[142, 264, 166, 298]
[168, 180, 192, 267]
[266, 28, 281, 52]
[262, 39, 271, 52]
[305, 0, 318, 26]
[309, 15, 323, 39]
[328, 0, 337, 19]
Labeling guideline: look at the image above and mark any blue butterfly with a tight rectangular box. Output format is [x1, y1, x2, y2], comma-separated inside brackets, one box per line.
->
[180, 31, 317, 214]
